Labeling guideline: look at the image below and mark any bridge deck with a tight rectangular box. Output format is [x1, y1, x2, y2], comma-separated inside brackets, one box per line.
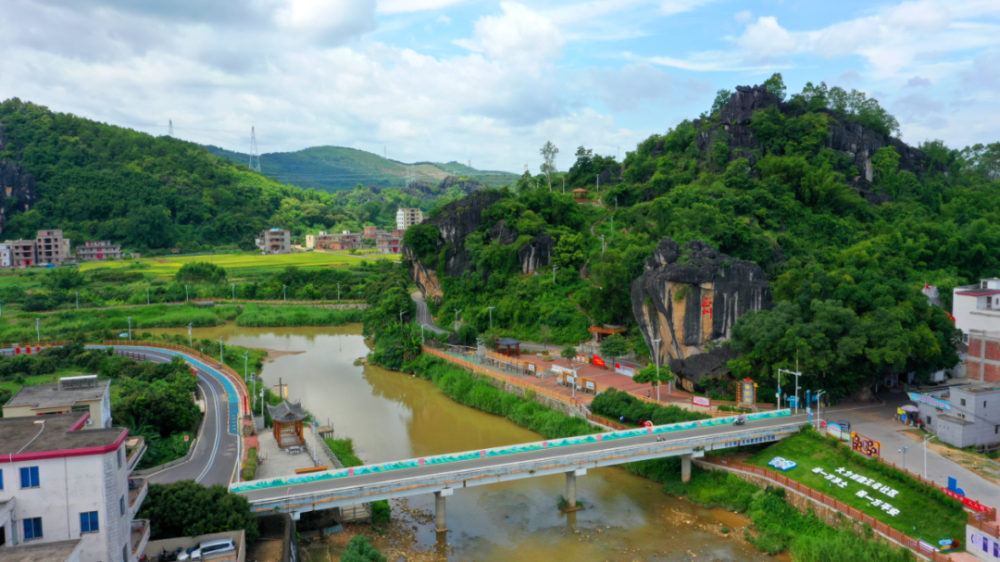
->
[234, 410, 807, 514]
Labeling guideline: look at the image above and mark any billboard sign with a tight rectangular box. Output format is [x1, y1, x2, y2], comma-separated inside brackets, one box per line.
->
[907, 392, 950, 410]
[851, 431, 881, 458]
[692, 396, 710, 407]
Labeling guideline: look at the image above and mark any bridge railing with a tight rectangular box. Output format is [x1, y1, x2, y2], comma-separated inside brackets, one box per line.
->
[701, 457, 994, 560]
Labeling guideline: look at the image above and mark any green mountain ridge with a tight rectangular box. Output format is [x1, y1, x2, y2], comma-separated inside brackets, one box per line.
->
[204, 144, 519, 192]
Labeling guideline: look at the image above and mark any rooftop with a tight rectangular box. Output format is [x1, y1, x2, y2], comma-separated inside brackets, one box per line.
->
[0, 413, 127, 459]
[267, 400, 308, 424]
[937, 414, 974, 426]
[5, 379, 110, 409]
[0, 539, 83, 562]
[956, 384, 1000, 394]
[955, 288, 1000, 296]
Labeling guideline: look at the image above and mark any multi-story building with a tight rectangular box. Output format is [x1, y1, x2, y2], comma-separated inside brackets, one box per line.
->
[316, 231, 363, 251]
[953, 279, 1000, 341]
[967, 333, 1000, 383]
[76, 242, 122, 262]
[4, 377, 113, 429]
[363, 226, 379, 239]
[0, 243, 10, 268]
[255, 228, 291, 254]
[375, 233, 401, 254]
[7, 240, 37, 268]
[0, 412, 149, 562]
[305, 232, 334, 250]
[916, 384, 1000, 449]
[36, 230, 71, 266]
[395, 208, 423, 231]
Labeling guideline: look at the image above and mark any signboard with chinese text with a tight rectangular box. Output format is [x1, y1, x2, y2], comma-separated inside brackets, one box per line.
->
[592, 355, 607, 368]
[907, 392, 950, 410]
[851, 431, 881, 458]
[614, 363, 636, 377]
[692, 396, 711, 407]
[942, 488, 990, 512]
[737, 379, 756, 406]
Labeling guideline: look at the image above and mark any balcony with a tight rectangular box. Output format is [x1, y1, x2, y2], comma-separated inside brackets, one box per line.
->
[131, 520, 151, 562]
[126, 436, 147, 472]
[128, 478, 148, 518]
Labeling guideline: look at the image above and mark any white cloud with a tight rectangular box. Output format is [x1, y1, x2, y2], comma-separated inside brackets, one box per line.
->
[437, 14, 451, 25]
[377, 0, 468, 15]
[273, 0, 377, 39]
[734, 10, 752, 25]
[735, 17, 801, 60]
[456, 2, 564, 63]
[904, 76, 932, 88]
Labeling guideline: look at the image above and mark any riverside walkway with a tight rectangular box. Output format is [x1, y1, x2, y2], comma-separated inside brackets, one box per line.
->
[230, 410, 805, 531]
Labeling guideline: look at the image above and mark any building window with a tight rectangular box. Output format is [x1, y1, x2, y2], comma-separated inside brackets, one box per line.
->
[927, 415, 933, 424]
[23, 517, 42, 540]
[961, 398, 966, 406]
[80, 511, 99, 533]
[20, 466, 40, 488]
[119, 495, 125, 516]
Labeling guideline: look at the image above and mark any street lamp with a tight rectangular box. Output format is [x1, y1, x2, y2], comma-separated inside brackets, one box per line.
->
[777, 368, 802, 414]
[146, 287, 150, 305]
[127, 317, 132, 341]
[337, 283, 341, 303]
[814, 390, 826, 426]
[244, 351, 249, 383]
[185, 285, 189, 302]
[899, 446, 909, 471]
[283, 285, 287, 302]
[35, 318, 40, 343]
[454, 309, 461, 332]
[420, 323, 427, 345]
[232, 284, 236, 301]
[924, 433, 933, 479]
[487, 306, 495, 329]
[553, 265, 559, 283]
[218, 337, 224, 364]
[187, 323, 193, 348]
[599, 235, 605, 253]
[399, 309, 406, 323]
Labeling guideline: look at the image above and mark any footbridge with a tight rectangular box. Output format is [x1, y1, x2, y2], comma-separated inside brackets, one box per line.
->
[231, 409, 806, 530]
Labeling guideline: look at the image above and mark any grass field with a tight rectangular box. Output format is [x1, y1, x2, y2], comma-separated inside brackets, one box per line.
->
[746, 430, 966, 545]
[80, 251, 399, 278]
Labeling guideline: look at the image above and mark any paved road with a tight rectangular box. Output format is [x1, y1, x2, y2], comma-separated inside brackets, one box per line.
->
[411, 291, 447, 333]
[823, 392, 999, 510]
[237, 412, 804, 505]
[124, 350, 241, 487]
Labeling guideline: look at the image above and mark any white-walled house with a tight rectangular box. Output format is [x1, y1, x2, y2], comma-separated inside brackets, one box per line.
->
[953, 279, 1000, 340]
[3, 377, 112, 429]
[0, 412, 148, 562]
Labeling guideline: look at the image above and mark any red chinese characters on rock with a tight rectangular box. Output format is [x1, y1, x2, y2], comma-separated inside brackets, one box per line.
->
[851, 431, 881, 458]
[701, 297, 713, 318]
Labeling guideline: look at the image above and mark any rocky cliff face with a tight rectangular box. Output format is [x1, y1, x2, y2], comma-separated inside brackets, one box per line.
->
[404, 191, 553, 301]
[695, 84, 932, 204]
[0, 123, 38, 233]
[631, 238, 772, 389]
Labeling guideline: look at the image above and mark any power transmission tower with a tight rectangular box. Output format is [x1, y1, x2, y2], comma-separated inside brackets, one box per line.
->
[249, 126, 261, 172]
[168, 120, 173, 136]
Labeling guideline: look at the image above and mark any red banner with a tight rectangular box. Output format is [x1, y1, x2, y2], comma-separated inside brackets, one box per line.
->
[942, 488, 990, 512]
[592, 355, 606, 368]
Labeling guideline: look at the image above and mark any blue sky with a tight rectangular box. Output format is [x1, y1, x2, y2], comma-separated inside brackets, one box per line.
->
[2, 0, 999, 173]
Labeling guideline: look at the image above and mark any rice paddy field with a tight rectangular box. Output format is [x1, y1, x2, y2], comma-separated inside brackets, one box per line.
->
[79, 251, 399, 279]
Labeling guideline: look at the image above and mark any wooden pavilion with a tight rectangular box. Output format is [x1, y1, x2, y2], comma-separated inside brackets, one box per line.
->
[267, 400, 308, 447]
[496, 337, 522, 358]
[588, 324, 626, 342]
[572, 188, 589, 203]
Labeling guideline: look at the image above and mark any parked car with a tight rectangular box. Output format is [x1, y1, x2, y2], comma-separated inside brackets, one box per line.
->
[176, 538, 235, 561]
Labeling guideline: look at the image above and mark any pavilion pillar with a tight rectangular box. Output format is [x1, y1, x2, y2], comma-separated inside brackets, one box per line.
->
[681, 454, 692, 483]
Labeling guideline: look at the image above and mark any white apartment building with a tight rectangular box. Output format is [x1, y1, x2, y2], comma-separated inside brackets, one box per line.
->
[0, 244, 10, 268]
[395, 208, 423, 231]
[0, 412, 149, 562]
[953, 279, 1000, 341]
[4, 377, 113, 429]
[255, 228, 291, 255]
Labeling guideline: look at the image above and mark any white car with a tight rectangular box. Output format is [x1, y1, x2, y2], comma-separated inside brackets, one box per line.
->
[177, 538, 236, 561]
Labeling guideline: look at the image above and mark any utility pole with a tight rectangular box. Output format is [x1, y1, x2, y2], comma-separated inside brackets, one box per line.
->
[562, 177, 565, 194]
[399, 309, 405, 323]
[814, 390, 825, 426]
[553, 265, 559, 283]
[487, 306, 495, 329]
[420, 324, 426, 345]
[187, 323, 193, 348]
[218, 337, 224, 364]
[35, 318, 40, 343]
[454, 309, 461, 332]
[283, 285, 287, 302]
[596, 174, 600, 194]
[599, 235, 605, 253]
[899, 446, 909, 471]
[232, 284, 236, 301]
[127, 317, 132, 341]
[146, 288, 150, 305]
[185, 285, 189, 302]
[244, 351, 249, 385]
[337, 283, 341, 303]
[924, 433, 932, 479]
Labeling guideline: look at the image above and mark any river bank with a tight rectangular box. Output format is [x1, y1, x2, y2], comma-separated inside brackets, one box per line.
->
[170, 323, 782, 562]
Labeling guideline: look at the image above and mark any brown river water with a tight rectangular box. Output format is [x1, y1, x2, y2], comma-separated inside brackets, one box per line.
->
[150, 323, 781, 562]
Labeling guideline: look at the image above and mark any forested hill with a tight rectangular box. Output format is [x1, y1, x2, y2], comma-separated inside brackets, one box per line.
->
[205, 144, 518, 192]
[398, 75, 1000, 398]
[0, 99, 372, 251]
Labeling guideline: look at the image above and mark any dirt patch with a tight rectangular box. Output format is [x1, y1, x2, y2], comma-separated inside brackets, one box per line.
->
[711, 508, 751, 529]
[250, 538, 283, 562]
[257, 348, 307, 363]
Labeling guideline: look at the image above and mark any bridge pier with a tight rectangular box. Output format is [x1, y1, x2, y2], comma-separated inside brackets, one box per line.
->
[435, 489, 451, 533]
[681, 453, 692, 483]
[562, 469, 585, 512]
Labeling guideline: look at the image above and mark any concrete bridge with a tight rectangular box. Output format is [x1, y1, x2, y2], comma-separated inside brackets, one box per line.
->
[231, 410, 806, 531]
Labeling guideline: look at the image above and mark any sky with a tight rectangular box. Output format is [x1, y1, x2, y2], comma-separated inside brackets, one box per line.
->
[2, 0, 999, 174]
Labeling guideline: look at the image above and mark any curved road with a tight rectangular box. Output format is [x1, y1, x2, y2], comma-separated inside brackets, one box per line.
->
[132, 350, 240, 487]
[411, 291, 447, 334]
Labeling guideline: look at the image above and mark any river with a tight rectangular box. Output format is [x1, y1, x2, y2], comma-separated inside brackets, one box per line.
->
[151, 323, 778, 562]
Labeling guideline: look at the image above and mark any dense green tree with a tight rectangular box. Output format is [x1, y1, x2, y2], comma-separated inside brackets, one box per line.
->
[139, 481, 259, 544]
[341, 536, 387, 562]
[175, 262, 228, 284]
